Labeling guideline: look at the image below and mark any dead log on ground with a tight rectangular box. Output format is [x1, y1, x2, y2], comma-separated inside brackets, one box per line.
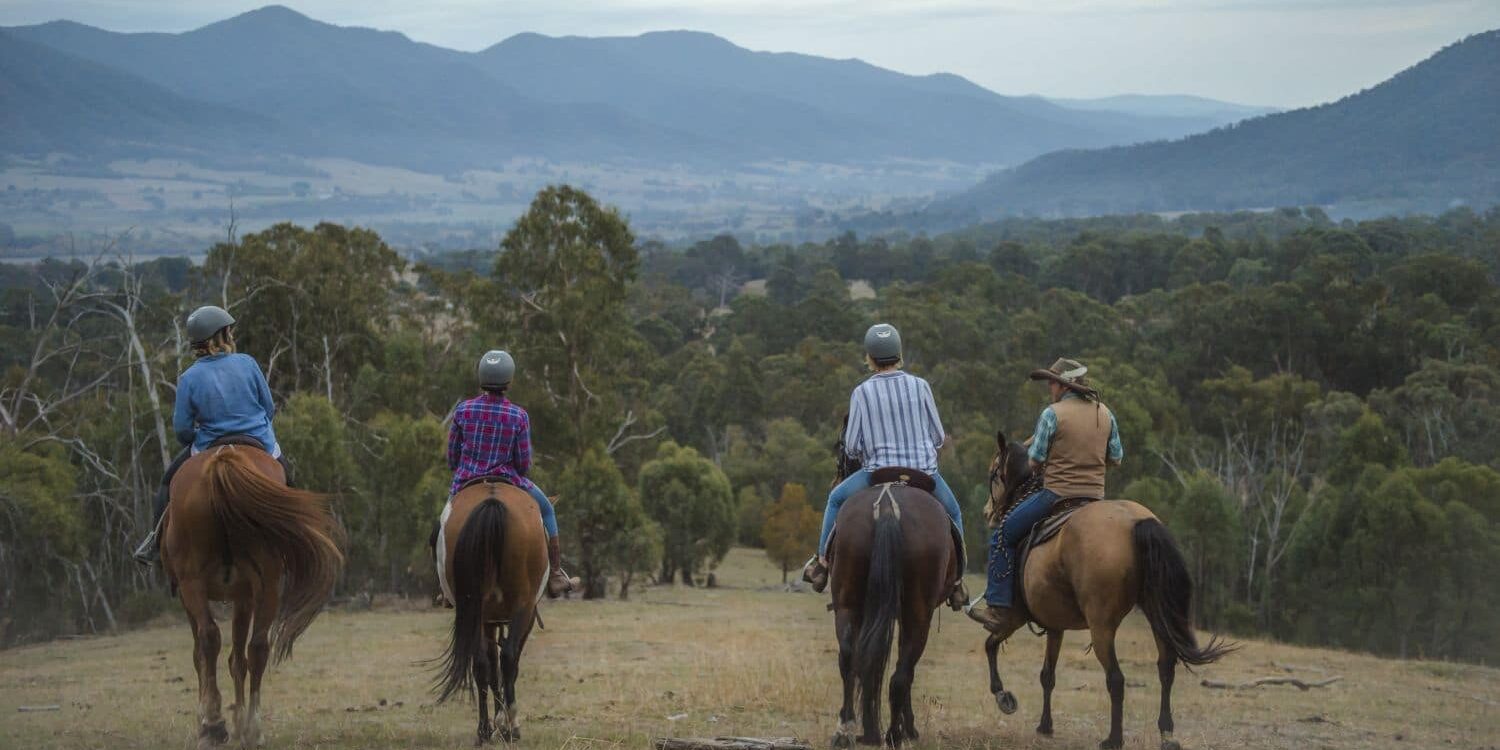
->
[654, 738, 812, 750]
[1201, 676, 1343, 691]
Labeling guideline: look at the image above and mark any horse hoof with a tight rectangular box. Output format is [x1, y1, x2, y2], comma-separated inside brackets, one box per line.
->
[884, 728, 903, 747]
[1037, 724, 1053, 737]
[198, 721, 229, 749]
[498, 727, 520, 743]
[1162, 740, 1181, 750]
[855, 734, 883, 746]
[995, 690, 1018, 715]
[830, 733, 853, 749]
[1100, 738, 1123, 750]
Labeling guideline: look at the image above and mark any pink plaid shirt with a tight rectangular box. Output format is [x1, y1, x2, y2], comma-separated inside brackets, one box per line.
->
[447, 393, 534, 495]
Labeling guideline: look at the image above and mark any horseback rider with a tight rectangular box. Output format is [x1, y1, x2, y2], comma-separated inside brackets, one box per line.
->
[133, 305, 290, 565]
[968, 357, 1123, 631]
[448, 350, 577, 598]
[802, 323, 969, 609]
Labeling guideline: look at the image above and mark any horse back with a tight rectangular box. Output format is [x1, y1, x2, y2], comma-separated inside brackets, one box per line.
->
[828, 485, 955, 609]
[1024, 499, 1157, 629]
[441, 483, 547, 617]
[163, 449, 287, 593]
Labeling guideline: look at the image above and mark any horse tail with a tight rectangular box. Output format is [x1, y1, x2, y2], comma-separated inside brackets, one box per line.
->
[854, 505, 903, 728]
[1133, 518, 1236, 667]
[434, 497, 507, 703]
[204, 447, 344, 664]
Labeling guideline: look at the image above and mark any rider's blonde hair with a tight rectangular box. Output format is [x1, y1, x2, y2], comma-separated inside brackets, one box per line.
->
[193, 327, 236, 358]
[865, 353, 903, 373]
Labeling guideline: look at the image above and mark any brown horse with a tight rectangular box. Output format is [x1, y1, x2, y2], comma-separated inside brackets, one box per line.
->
[826, 445, 959, 747]
[162, 445, 344, 750]
[433, 480, 549, 745]
[981, 431, 1234, 750]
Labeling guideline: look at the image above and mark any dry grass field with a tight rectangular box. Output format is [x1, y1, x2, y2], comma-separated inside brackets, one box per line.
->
[2, 548, 1496, 750]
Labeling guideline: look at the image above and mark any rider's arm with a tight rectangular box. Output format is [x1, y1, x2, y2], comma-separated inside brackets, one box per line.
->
[514, 412, 533, 477]
[1026, 407, 1056, 471]
[844, 390, 865, 459]
[446, 407, 463, 472]
[172, 370, 196, 446]
[250, 356, 276, 421]
[920, 379, 946, 450]
[1106, 410, 1124, 467]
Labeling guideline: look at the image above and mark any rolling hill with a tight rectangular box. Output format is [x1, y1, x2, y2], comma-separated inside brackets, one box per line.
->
[2, 5, 1253, 172]
[935, 30, 1500, 220]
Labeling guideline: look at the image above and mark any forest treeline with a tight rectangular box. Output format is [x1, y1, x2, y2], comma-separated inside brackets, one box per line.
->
[3, 192, 1499, 664]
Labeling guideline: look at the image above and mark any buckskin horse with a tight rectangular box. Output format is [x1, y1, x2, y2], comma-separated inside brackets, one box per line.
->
[982, 431, 1234, 750]
[162, 444, 344, 750]
[432, 478, 549, 745]
[824, 436, 961, 747]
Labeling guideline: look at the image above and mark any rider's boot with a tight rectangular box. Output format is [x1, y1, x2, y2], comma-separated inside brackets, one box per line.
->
[966, 601, 1029, 635]
[801, 555, 829, 593]
[546, 537, 580, 598]
[132, 485, 170, 567]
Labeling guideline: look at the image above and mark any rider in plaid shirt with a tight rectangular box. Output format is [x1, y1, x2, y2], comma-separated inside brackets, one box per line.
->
[447, 350, 577, 597]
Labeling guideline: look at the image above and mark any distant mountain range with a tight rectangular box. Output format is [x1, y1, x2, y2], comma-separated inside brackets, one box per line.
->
[1, 5, 1268, 172]
[933, 30, 1500, 220]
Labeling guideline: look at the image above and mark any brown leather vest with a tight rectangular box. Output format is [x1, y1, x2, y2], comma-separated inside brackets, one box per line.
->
[1042, 397, 1113, 499]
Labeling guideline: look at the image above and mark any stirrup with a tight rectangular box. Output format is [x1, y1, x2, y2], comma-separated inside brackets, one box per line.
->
[547, 569, 579, 597]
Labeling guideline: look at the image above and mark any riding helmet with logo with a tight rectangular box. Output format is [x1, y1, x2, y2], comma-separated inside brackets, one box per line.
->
[185, 305, 235, 345]
[477, 350, 516, 388]
[864, 323, 902, 363]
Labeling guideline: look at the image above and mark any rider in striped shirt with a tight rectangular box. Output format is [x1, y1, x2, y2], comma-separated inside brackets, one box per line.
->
[803, 323, 968, 609]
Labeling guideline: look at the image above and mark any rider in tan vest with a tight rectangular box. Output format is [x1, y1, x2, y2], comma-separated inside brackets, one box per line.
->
[968, 358, 1123, 631]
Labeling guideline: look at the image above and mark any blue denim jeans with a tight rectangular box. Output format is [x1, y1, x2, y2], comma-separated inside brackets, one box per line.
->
[984, 488, 1060, 607]
[526, 483, 559, 538]
[817, 469, 963, 557]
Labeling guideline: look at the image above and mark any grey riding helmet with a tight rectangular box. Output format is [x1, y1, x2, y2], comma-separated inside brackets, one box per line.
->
[186, 305, 235, 344]
[478, 350, 516, 388]
[864, 323, 902, 363]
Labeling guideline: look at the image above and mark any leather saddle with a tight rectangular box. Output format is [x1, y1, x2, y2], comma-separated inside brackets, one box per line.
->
[208, 434, 268, 452]
[1014, 496, 1097, 620]
[455, 474, 520, 494]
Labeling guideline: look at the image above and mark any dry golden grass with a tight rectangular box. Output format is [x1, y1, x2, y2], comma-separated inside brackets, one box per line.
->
[3, 548, 1497, 749]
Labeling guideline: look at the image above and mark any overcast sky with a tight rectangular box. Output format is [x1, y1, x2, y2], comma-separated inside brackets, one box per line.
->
[3, 0, 1497, 108]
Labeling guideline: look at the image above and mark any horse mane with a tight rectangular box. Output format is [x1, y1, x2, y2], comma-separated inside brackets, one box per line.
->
[997, 440, 1036, 516]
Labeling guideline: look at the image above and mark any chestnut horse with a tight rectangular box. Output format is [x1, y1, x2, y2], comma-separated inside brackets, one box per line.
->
[162, 445, 344, 750]
[982, 431, 1233, 750]
[432, 480, 548, 745]
[826, 443, 959, 747]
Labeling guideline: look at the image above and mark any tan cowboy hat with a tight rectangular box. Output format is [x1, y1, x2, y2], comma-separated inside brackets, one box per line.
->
[1028, 357, 1098, 397]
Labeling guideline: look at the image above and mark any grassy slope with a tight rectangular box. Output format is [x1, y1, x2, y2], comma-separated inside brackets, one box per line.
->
[2, 548, 1496, 749]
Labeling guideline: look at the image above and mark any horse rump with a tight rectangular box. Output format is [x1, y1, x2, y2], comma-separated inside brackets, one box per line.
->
[203, 446, 344, 663]
[433, 497, 508, 703]
[1132, 518, 1236, 667]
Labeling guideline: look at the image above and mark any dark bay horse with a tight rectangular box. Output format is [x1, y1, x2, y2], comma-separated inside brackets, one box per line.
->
[433, 480, 549, 745]
[983, 431, 1234, 750]
[826, 444, 959, 747]
[162, 445, 344, 750]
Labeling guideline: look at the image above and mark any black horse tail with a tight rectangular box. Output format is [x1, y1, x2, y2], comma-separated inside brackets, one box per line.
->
[854, 506, 903, 736]
[434, 498, 507, 703]
[1134, 518, 1237, 667]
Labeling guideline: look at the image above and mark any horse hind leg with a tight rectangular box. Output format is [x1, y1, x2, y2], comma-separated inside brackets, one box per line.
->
[831, 609, 859, 749]
[1091, 622, 1126, 750]
[227, 594, 252, 745]
[240, 581, 278, 749]
[885, 610, 932, 747]
[181, 580, 229, 749]
[1154, 630, 1181, 750]
[1036, 630, 1063, 737]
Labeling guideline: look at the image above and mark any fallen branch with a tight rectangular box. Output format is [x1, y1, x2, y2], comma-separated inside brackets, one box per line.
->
[18, 705, 61, 712]
[1201, 676, 1343, 691]
[654, 738, 812, 750]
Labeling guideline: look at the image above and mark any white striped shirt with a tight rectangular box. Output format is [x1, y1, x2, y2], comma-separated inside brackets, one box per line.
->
[844, 371, 946, 474]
